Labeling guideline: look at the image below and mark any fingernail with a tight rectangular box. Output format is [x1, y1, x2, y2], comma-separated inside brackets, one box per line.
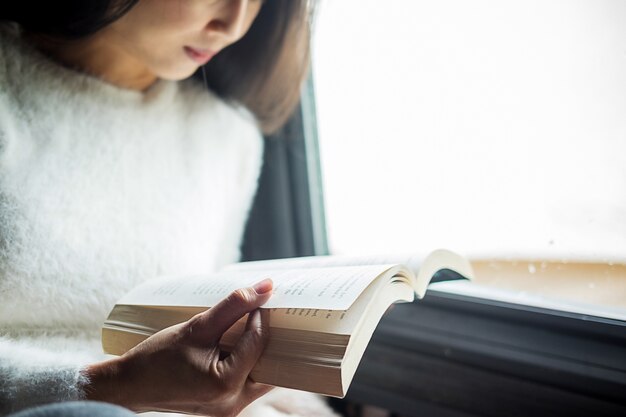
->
[252, 278, 273, 295]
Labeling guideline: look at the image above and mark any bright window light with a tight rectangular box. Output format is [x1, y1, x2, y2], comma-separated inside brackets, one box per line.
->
[313, 0, 626, 263]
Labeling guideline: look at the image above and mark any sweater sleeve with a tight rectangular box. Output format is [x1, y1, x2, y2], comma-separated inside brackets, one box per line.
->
[0, 337, 92, 416]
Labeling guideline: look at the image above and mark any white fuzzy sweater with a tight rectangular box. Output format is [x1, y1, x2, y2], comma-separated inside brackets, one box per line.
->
[0, 26, 264, 415]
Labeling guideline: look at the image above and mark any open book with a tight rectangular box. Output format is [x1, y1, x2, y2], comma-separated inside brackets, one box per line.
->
[102, 249, 473, 397]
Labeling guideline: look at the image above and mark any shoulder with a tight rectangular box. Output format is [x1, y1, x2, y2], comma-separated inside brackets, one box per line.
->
[0, 24, 56, 165]
[0, 24, 23, 162]
[0, 23, 19, 84]
[0, 23, 22, 103]
[0, 23, 59, 95]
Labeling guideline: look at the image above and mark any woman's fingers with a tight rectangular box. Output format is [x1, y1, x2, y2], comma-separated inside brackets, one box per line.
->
[187, 278, 273, 345]
[223, 308, 270, 375]
[183, 279, 273, 393]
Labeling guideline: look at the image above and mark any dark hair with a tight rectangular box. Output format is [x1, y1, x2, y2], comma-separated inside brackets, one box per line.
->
[0, 0, 313, 134]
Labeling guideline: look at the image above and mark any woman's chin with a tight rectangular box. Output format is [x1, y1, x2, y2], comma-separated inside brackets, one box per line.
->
[156, 65, 201, 82]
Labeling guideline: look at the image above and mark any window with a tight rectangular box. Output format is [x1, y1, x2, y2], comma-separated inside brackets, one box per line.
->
[262, 1, 626, 415]
[312, 0, 626, 314]
[242, 2, 626, 415]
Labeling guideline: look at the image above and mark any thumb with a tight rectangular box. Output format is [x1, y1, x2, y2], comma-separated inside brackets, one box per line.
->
[187, 279, 273, 344]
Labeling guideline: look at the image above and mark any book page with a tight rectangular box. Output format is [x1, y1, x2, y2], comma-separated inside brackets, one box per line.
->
[268, 294, 368, 335]
[117, 264, 401, 310]
[223, 253, 429, 277]
[225, 250, 473, 298]
[266, 274, 414, 335]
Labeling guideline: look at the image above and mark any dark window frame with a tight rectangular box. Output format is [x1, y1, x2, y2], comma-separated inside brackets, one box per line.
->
[346, 291, 626, 417]
[242, 76, 328, 261]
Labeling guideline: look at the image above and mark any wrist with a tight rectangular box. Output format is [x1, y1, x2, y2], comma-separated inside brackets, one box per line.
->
[83, 357, 135, 410]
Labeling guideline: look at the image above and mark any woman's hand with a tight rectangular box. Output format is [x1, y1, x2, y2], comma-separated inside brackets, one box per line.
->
[84, 278, 275, 416]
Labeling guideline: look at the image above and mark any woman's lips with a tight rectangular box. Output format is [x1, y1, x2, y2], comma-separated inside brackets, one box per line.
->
[184, 46, 216, 65]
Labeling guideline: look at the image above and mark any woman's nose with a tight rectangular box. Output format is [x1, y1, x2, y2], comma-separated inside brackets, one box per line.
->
[206, 0, 249, 42]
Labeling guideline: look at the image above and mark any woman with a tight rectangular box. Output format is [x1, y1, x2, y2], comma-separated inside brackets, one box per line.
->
[0, 1, 336, 416]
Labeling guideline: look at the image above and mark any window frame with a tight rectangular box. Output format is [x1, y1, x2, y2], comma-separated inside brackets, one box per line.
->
[345, 290, 626, 416]
[242, 76, 328, 261]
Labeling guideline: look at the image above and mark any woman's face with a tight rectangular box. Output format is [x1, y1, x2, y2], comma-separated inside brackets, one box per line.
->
[101, 0, 263, 82]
